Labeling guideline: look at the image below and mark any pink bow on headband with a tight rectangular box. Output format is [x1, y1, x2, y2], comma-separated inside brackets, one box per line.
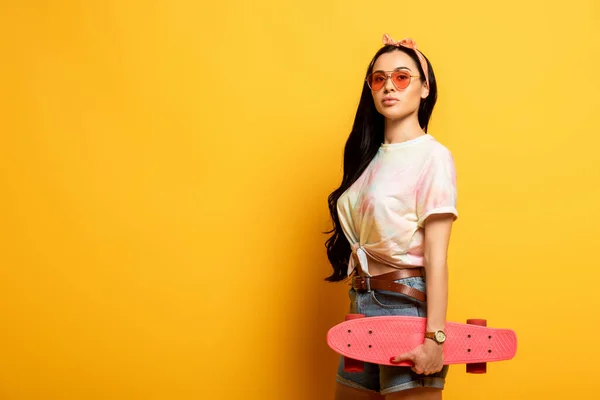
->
[381, 33, 429, 90]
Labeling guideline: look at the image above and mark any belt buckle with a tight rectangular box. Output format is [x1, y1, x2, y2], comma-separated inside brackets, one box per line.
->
[352, 275, 371, 292]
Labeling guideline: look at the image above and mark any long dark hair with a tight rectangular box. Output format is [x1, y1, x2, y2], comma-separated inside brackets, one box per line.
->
[323, 44, 438, 282]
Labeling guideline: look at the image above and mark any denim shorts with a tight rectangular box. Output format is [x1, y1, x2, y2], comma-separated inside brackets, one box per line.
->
[335, 276, 449, 395]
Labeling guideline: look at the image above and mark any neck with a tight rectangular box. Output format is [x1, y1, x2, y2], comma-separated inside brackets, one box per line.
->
[383, 116, 425, 145]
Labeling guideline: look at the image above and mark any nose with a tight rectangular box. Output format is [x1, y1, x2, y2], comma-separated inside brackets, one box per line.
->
[383, 73, 395, 92]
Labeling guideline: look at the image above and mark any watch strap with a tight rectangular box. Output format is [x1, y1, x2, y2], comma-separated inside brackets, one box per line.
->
[424, 335, 438, 343]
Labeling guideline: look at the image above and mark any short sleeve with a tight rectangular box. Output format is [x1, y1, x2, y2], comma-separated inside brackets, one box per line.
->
[416, 146, 458, 228]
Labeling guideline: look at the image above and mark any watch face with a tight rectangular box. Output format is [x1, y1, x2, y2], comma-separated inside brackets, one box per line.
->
[435, 331, 446, 342]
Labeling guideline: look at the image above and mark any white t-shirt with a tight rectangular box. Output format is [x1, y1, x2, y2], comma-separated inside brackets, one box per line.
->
[336, 133, 458, 277]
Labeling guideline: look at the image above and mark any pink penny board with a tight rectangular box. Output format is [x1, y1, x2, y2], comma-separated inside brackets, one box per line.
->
[327, 314, 517, 373]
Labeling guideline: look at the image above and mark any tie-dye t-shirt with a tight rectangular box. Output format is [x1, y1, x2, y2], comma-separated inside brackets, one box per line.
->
[336, 133, 458, 277]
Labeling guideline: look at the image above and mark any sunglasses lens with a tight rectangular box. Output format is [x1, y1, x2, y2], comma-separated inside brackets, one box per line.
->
[368, 72, 386, 91]
[392, 71, 411, 89]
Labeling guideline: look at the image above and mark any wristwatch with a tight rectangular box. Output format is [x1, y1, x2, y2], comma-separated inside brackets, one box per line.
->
[424, 330, 447, 344]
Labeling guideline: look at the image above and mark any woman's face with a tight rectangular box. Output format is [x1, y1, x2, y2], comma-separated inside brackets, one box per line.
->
[370, 50, 429, 120]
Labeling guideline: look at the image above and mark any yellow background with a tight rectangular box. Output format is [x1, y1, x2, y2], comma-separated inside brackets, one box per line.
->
[1, 1, 599, 399]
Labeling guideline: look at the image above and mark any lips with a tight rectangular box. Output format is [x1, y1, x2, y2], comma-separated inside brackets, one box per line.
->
[382, 97, 398, 106]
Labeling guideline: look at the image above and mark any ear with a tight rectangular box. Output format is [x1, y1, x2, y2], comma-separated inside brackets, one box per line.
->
[421, 82, 430, 100]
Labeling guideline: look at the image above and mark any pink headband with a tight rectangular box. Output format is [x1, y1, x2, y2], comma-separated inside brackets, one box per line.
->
[382, 33, 429, 90]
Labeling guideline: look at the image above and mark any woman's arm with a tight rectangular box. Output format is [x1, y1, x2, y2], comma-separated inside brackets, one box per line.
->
[389, 212, 455, 373]
[423, 213, 455, 333]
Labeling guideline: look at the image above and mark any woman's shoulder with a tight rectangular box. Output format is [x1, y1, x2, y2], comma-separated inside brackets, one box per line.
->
[417, 136, 457, 175]
[421, 134, 455, 158]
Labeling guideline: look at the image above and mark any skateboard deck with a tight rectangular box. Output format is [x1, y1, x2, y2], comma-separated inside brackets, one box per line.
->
[327, 314, 517, 373]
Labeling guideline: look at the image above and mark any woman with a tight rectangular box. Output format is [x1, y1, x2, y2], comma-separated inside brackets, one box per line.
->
[325, 34, 459, 400]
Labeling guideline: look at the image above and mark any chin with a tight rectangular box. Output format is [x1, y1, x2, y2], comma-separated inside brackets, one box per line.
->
[379, 109, 406, 120]
[378, 104, 419, 120]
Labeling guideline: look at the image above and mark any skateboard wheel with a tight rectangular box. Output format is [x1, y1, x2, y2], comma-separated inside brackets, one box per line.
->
[343, 314, 365, 371]
[345, 314, 365, 321]
[344, 356, 364, 373]
[466, 362, 487, 374]
[466, 319, 487, 326]
[466, 319, 487, 373]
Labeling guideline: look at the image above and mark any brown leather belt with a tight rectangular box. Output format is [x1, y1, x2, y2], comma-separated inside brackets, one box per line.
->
[351, 268, 426, 302]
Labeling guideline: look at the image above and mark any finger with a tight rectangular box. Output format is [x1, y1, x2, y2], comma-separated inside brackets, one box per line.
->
[390, 351, 414, 364]
[412, 366, 424, 374]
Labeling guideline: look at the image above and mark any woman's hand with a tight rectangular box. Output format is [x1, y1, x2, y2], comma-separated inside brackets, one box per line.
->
[389, 339, 444, 375]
